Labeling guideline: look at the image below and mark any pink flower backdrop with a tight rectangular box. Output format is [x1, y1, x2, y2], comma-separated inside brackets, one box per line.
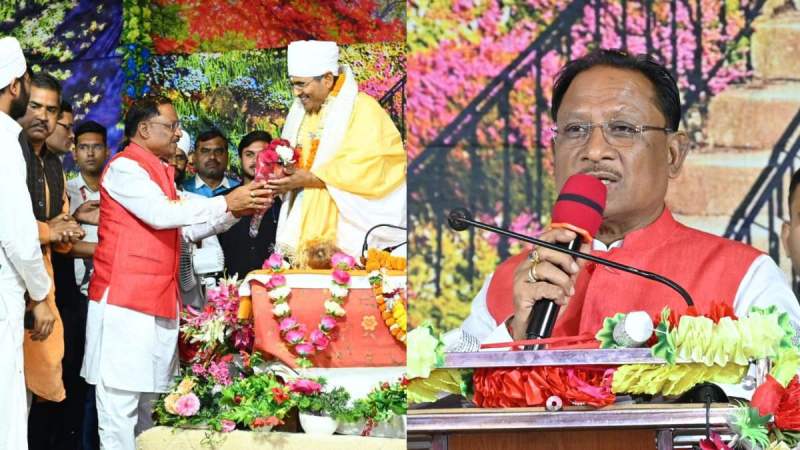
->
[407, 0, 772, 332]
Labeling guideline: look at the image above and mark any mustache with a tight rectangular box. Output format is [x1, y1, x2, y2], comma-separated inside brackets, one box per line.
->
[580, 165, 622, 179]
[30, 120, 49, 130]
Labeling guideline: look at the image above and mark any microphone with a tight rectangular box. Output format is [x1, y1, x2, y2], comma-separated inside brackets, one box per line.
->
[361, 223, 408, 259]
[447, 208, 695, 349]
[527, 174, 607, 349]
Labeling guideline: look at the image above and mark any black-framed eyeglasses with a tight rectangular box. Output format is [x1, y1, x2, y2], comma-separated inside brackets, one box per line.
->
[552, 120, 674, 149]
[147, 120, 181, 132]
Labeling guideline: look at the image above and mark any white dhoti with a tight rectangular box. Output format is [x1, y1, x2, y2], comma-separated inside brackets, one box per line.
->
[0, 282, 28, 450]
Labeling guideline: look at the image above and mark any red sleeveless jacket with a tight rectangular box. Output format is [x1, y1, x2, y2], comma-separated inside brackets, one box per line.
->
[486, 208, 762, 337]
[88, 142, 181, 319]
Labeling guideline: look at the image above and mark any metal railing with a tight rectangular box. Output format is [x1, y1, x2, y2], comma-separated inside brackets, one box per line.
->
[379, 75, 406, 140]
[409, 0, 766, 295]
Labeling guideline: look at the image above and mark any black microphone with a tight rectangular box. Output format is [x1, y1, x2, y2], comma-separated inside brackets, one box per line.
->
[361, 223, 408, 259]
[446, 207, 695, 347]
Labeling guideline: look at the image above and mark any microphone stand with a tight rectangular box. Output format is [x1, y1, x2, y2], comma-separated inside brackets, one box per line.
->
[448, 208, 695, 308]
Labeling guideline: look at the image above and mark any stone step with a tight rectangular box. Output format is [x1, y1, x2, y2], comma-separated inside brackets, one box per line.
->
[665, 149, 774, 216]
[673, 213, 792, 277]
[752, 11, 800, 81]
[707, 81, 800, 149]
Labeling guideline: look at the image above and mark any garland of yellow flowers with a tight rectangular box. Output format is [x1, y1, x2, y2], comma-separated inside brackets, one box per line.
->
[366, 249, 408, 345]
[298, 74, 346, 171]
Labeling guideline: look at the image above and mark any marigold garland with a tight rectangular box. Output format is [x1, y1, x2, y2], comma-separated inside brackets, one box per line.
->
[369, 269, 407, 345]
[297, 73, 346, 172]
[365, 248, 406, 272]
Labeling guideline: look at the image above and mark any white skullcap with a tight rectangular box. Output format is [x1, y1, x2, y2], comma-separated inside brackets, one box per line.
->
[0, 37, 26, 90]
[176, 128, 191, 153]
[287, 40, 339, 78]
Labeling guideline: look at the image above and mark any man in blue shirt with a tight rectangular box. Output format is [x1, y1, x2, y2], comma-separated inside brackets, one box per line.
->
[181, 127, 240, 197]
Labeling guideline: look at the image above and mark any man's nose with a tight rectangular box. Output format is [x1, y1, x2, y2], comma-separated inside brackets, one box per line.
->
[582, 126, 615, 161]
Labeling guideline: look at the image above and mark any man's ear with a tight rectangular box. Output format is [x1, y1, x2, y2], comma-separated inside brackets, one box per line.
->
[667, 130, 689, 179]
[323, 72, 335, 90]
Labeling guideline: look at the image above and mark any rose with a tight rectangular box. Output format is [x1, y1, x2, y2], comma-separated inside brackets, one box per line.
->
[176, 377, 195, 395]
[267, 274, 287, 288]
[164, 393, 180, 415]
[273, 302, 291, 317]
[288, 378, 323, 394]
[275, 145, 296, 165]
[331, 252, 356, 270]
[174, 393, 200, 417]
[319, 316, 337, 332]
[285, 330, 305, 344]
[221, 419, 236, 433]
[332, 269, 351, 285]
[279, 317, 299, 332]
[329, 283, 349, 299]
[268, 286, 291, 300]
[310, 329, 330, 350]
[295, 342, 314, 355]
[324, 300, 346, 317]
[265, 252, 285, 270]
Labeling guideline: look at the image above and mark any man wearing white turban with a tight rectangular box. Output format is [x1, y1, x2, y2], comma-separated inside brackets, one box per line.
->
[268, 40, 406, 259]
[0, 35, 56, 450]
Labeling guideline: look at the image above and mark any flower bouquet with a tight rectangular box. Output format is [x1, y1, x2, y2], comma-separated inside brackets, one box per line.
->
[249, 138, 300, 238]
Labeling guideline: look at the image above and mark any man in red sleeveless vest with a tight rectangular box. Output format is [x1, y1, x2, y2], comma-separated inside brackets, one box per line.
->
[460, 50, 800, 354]
[79, 96, 272, 450]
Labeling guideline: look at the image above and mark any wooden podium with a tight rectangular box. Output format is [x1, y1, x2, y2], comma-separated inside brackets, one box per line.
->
[408, 348, 756, 450]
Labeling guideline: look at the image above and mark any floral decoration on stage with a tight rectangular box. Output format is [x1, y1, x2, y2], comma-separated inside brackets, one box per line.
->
[263, 251, 355, 368]
[369, 269, 407, 344]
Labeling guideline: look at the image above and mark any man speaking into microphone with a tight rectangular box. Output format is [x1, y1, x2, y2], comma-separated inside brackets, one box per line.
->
[458, 49, 800, 346]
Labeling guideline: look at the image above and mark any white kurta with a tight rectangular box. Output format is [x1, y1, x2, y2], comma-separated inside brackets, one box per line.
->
[67, 172, 100, 296]
[80, 157, 233, 393]
[0, 111, 52, 450]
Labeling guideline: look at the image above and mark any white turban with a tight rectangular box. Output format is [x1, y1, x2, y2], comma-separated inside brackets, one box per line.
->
[176, 128, 191, 153]
[287, 40, 339, 78]
[0, 37, 26, 90]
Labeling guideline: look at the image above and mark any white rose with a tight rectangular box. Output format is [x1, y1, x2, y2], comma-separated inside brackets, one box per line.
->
[324, 300, 346, 317]
[269, 286, 291, 300]
[273, 302, 291, 317]
[276, 145, 295, 163]
[329, 284, 349, 299]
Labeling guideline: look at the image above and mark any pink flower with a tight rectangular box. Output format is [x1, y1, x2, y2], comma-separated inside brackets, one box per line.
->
[267, 274, 286, 288]
[174, 393, 200, 417]
[221, 419, 236, 433]
[310, 330, 330, 350]
[295, 342, 314, 356]
[208, 360, 232, 386]
[265, 252, 285, 270]
[332, 269, 350, 285]
[331, 252, 356, 270]
[191, 363, 206, 376]
[284, 330, 305, 344]
[319, 316, 337, 332]
[288, 379, 322, 395]
[279, 317, 298, 332]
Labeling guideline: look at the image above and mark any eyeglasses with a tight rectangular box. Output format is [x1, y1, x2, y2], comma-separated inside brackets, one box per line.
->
[196, 147, 227, 157]
[552, 121, 673, 149]
[147, 120, 181, 132]
[76, 143, 106, 152]
[291, 77, 320, 90]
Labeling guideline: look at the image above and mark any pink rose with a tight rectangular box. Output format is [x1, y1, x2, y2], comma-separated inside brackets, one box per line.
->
[267, 274, 286, 288]
[174, 393, 200, 417]
[295, 342, 315, 356]
[221, 419, 236, 433]
[284, 330, 305, 344]
[288, 379, 322, 395]
[332, 269, 350, 285]
[310, 330, 330, 350]
[331, 252, 356, 270]
[319, 316, 337, 332]
[279, 317, 298, 332]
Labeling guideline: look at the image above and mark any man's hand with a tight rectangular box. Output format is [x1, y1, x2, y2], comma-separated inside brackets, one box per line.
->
[508, 228, 590, 341]
[224, 181, 272, 215]
[28, 300, 55, 341]
[48, 214, 85, 244]
[73, 200, 100, 225]
[266, 169, 324, 195]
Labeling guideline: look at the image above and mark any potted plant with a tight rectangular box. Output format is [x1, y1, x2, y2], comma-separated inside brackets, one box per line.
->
[289, 378, 351, 435]
[334, 398, 371, 435]
[216, 372, 293, 432]
[362, 377, 408, 438]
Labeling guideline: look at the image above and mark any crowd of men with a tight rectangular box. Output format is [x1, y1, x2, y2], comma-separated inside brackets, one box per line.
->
[1, 37, 406, 450]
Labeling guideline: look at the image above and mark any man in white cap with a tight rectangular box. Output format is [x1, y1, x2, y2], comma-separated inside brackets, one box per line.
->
[268, 40, 407, 259]
[171, 127, 190, 185]
[0, 35, 56, 450]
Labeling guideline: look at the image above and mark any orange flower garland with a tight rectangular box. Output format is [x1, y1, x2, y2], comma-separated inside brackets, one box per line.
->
[364, 248, 406, 272]
[297, 73, 346, 171]
[369, 271, 407, 345]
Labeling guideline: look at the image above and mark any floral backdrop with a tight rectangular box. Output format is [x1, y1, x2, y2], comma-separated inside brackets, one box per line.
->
[407, 0, 778, 332]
